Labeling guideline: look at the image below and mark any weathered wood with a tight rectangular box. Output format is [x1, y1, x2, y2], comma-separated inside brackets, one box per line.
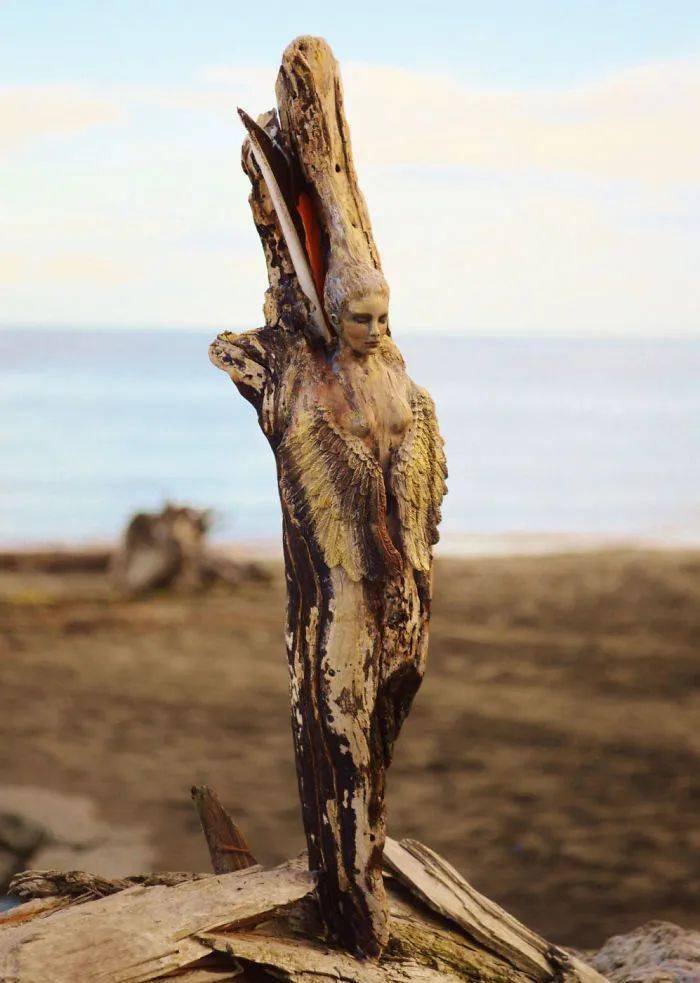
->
[210, 35, 446, 958]
[9, 867, 207, 900]
[200, 871, 537, 982]
[0, 896, 68, 927]
[275, 37, 383, 278]
[384, 838, 606, 983]
[0, 836, 614, 982]
[201, 930, 465, 982]
[161, 964, 245, 983]
[386, 887, 528, 983]
[0, 860, 314, 983]
[191, 785, 258, 874]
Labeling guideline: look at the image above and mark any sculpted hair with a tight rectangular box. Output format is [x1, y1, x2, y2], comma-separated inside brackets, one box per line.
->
[323, 262, 390, 332]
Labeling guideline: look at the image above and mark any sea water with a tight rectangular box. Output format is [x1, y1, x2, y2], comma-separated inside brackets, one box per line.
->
[1, 329, 698, 548]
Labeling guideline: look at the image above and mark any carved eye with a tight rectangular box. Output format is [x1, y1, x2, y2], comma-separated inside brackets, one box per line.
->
[352, 313, 371, 324]
[378, 314, 388, 324]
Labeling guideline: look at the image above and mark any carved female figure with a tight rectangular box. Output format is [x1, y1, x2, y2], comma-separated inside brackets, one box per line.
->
[210, 37, 446, 958]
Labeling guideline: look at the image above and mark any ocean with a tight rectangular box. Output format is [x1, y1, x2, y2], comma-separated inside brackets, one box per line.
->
[1, 329, 698, 549]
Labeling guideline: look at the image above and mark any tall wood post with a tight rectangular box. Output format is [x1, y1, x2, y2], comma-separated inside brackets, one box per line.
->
[210, 36, 446, 958]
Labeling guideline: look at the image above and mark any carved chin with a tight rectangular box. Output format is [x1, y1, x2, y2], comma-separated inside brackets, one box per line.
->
[347, 340, 381, 357]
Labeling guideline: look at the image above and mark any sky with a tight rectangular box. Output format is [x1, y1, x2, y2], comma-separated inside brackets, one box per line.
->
[1, 1, 700, 334]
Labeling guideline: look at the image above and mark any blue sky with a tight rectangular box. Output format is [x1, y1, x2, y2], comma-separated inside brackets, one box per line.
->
[5, 1, 700, 86]
[2, 1, 699, 332]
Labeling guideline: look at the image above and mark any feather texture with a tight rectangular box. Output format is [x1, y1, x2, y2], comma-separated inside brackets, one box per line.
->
[238, 108, 331, 344]
[279, 406, 401, 582]
[391, 389, 448, 572]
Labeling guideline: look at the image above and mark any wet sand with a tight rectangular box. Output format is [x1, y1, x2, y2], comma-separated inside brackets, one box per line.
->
[0, 549, 698, 946]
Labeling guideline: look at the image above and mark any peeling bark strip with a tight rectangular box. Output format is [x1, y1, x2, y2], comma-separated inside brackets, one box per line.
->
[210, 36, 447, 957]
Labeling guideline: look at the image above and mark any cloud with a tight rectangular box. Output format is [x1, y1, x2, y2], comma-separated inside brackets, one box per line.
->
[1, 56, 698, 332]
[146, 55, 700, 187]
[0, 86, 123, 155]
[342, 58, 700, 187]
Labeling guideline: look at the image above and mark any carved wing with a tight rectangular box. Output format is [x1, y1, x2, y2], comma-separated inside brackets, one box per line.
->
[279, 407, 401, 582]
[391, 388, 447, 572]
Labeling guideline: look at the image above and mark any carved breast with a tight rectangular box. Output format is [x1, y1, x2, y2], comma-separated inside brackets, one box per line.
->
[347, 413, 371, 440]
[320, 354, 414, 467]
[387, 397, 413, 438]
[345, 399, 411, 445]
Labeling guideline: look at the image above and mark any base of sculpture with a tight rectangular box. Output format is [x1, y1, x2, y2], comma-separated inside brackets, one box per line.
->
[3, 785, 605, 983]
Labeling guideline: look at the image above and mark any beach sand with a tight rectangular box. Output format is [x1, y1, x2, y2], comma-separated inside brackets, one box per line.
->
[0, 549, 697, 947]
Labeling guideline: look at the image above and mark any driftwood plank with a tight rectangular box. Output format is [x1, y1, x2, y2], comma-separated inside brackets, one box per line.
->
[200, 872, 537, 983]
[159, 964, 244, 982]
[383, 838, 606, 983]
[0, 896, 68, 926]
[0, 861, 314, 983]
[386, 887, 530, 982]
[9, 868, 207, 900]
[201, 930, 464, 982]
[161, 967, 244, 982]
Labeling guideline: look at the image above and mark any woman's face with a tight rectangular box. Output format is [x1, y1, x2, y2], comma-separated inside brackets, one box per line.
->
[338, 292, 389, 356]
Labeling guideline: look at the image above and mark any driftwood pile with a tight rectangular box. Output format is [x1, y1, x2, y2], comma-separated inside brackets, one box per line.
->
[0, 787, 607, 983]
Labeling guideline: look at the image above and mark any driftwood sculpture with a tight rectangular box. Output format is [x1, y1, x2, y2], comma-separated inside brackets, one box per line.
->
[210, 36, 447, 957]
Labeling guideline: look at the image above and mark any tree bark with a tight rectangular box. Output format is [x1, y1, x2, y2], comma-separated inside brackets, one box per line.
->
[210, 36, 446, 958]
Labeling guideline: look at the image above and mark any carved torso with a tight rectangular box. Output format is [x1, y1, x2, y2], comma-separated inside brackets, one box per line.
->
[211, 325, 445, 583]
[315, 338, 414, 473]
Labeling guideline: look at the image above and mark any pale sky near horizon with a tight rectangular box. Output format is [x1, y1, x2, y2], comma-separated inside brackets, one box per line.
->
[2, 1, 699, 334]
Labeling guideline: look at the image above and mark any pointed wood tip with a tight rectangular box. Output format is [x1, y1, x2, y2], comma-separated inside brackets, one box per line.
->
[191, 784, 258, 874]
[282, 35, 335, 62]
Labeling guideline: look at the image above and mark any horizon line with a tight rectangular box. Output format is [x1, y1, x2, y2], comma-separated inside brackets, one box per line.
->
[1, 323, 699, 341]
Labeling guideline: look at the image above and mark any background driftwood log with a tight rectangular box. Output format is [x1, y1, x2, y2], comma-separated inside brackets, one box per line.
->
[209, 36, 446, 956]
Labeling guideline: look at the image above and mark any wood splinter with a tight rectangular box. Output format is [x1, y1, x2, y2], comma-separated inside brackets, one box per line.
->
[191, 784, 258, 874]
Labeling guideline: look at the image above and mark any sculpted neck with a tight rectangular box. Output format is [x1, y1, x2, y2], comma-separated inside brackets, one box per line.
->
[333, 341, 375, 370]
